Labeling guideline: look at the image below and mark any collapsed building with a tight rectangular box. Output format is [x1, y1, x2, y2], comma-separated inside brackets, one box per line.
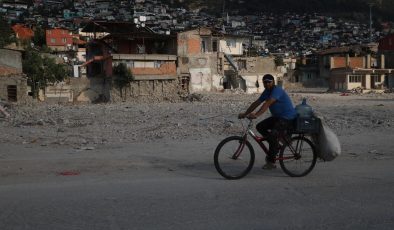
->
[177, 27, 281, 94]
[81, 21, 179, 102]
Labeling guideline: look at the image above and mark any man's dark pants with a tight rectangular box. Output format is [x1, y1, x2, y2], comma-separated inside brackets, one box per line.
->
[256, 116, 293, 163]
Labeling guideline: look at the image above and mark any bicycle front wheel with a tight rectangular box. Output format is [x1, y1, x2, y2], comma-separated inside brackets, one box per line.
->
[214, 136, 255, 180]
[279, 136, 317, 177]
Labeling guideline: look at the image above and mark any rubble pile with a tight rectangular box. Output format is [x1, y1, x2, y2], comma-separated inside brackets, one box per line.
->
[1, 92, 393, 148]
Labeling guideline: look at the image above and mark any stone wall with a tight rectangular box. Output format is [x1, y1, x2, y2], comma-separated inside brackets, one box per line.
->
[110, 79, 180, 102]
[0, 49, 23, 71]
[68, 77, 180, 103]
[0, 74, 29, 103]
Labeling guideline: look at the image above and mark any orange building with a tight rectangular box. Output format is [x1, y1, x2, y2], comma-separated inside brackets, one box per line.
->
[46, 28, 74, 51]
[12, 24, 34, 41]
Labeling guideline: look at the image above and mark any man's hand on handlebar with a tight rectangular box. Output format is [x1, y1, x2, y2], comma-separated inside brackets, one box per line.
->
[238, 112, 257, 119]
[246, 112, 257, 119]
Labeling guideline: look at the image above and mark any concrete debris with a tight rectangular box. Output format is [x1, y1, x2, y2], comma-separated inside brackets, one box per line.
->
[0, 92, 393, 147]
[348, 87, 363, 94]
[183, 93, 204, 102]
[384, 88, 394, 93]
[0, 104, 10, 118]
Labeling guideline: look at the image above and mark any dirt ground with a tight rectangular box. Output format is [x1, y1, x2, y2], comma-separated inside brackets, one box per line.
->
[1, 91, 394, 230]
[1, 91, 394, 178]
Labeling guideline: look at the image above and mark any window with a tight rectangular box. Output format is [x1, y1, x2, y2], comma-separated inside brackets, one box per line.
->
[137, 44, 145, 54]
[323, 56, 330, 68]
[307, 73, 312, 80]
[237, 59, 246, 70]
[226, 39, 236, 48]
[51, 38, 56, 43]
[154, 61, 163, 68]
[212, 40, 218, 52]
[7, 85, 17, 102]
[349, 75, 362, 83]
[62, 38, 67, 43]
[372, 75, 381, 83]
[179, 75, 190, 91]
[126, 61, 134, 69]
[201, 40, 206, 52]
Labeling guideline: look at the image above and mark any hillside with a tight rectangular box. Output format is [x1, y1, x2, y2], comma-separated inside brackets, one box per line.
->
[164, 0, 394, 21]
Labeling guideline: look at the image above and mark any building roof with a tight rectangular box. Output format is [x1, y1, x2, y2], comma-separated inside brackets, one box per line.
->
[81, 21, 155, 34]
[12, 24, 34, 40]
[318, 46, 353, 55]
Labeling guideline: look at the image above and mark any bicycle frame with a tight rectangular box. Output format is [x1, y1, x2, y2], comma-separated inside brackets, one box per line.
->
[235, 119, 303, 161]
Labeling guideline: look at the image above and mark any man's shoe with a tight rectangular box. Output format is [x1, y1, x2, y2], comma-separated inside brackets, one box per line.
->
[262, 162, 277, 170]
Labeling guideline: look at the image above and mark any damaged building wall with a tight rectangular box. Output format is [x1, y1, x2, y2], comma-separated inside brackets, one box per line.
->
[0, 49, 23, 71]
[42, 82, 73, 103]
[70, 77, 112, 103]
[131, 62, 176, 76]
[0, 74, 29, 103]
[111, 54, 179, 100]
[235, 56, 281, 93]
[177, 28, 213, 57]
[110, 79, 179, 102]
[177, 28, 222, 93]
[187, 55, 221, 92]
[57, 76, 169, 103]
[219, 38, 243, 56]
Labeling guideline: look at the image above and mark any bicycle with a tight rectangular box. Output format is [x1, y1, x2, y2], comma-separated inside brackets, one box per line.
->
[214, 118, 317, 179]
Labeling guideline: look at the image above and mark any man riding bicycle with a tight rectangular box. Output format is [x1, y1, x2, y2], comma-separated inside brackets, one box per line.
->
[238, 74, 297, 169]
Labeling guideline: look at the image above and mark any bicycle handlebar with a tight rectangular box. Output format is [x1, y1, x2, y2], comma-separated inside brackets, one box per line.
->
[238, 117, 254, 130]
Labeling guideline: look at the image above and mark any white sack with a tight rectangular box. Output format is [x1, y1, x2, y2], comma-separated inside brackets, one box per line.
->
[316, 124, 341, 161]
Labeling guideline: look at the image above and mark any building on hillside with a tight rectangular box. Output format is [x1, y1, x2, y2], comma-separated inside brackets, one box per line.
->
[292, 43, 394, 91]
[12, 24, 34, 42]
[177, 27, 280, 94]
[292, 55, 320, 87]
[219, 32, 281, 93]
[177, 27, 222, 93]
[378, 34, 394, 88]
[46, 28, 75, 51]
[329, 54, 394, 92]
[81, 21, 178, 101]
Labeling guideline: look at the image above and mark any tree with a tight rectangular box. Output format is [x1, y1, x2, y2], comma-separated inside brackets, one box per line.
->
[113, 63, 134, 99]
[22, 48, 68, 98]
[0, 13, 15, 48]
[32, 26, 46, 48]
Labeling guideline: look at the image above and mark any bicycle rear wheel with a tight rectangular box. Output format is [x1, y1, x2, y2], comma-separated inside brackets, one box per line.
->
[279, 136, 317, 177]
[214, 136, 255, 180]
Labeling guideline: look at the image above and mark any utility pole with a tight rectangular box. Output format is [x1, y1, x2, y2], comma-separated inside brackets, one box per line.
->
[222, 0, 226, 17]
[221, 0, 226, 33]
[369, 3, 373, 43]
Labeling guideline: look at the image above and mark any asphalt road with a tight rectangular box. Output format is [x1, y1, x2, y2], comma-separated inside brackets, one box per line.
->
[0, 137, 393, 230]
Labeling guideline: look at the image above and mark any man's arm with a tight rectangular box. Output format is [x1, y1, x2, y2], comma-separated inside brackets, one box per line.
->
[247, 98, 276, 119]
[238, 99, 262, 119]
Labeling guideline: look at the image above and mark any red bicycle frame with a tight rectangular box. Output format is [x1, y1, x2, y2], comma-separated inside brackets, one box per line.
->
[235, 119, 300, 161]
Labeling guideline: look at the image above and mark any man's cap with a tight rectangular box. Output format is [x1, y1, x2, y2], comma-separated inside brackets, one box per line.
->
[262, 74, 274, 82]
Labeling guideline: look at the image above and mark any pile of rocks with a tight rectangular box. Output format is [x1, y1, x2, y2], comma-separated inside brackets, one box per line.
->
[1, 92, 393, 147]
